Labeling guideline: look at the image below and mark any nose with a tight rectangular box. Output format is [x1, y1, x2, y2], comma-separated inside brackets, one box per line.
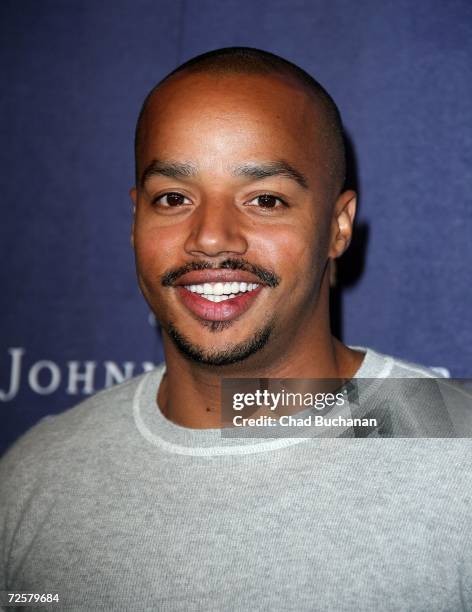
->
[184, 196, 248, 258]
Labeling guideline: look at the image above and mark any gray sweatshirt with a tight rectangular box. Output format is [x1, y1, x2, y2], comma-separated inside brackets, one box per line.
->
[1, 348, 471, 611]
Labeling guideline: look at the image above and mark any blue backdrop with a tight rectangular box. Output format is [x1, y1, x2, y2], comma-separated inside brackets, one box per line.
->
[1, 0, 471, 455]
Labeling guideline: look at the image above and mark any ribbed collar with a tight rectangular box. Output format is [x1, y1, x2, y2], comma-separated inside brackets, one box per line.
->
[132, 347, 393, 456]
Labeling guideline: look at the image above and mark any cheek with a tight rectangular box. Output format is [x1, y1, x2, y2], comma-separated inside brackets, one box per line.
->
[250, 223, 326, 274]
[134, 222, 183, 279]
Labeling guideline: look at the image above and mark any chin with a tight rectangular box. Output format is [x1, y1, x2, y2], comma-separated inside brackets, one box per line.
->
[165, 320, 274, 367]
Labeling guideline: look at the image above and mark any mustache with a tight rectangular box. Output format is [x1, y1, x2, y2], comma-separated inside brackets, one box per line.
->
[161, 258, 281, 288]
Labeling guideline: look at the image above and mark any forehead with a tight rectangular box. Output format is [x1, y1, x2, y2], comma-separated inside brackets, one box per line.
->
[137, 71, 329, 185]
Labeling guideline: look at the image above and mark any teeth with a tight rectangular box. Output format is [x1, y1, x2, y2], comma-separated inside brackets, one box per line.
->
[184, 281, 260, 298]
[203, 293, 240, 302]
[214, 282, 224, 295]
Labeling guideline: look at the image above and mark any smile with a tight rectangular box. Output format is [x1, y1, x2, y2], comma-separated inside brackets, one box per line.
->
[183, 282, 260, 302]
[175, 282, 264, 322]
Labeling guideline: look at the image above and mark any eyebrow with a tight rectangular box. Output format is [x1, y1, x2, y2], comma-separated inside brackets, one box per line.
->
[232, 161, 309, 189]
[140, 160, 196, 186]
[140, 159, 309, 190]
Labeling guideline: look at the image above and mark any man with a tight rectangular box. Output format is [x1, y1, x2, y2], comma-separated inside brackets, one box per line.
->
[1, 47, 471, 611]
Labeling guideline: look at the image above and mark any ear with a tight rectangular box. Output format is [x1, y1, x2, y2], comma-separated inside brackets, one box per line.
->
[129, 187, 137, 249]
[328, 190, 357, 259]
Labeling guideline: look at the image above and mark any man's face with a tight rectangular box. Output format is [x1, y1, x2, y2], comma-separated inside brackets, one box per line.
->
[132, 71, 347, 368]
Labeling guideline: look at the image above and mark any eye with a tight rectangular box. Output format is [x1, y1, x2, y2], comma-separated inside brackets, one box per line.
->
[152, 192, 191, 207]
[246, 194, 286, 209]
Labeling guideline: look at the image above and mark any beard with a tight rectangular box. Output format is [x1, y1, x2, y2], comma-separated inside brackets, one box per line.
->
[164, 319, 274, 366]
[154, 258, 281, 366]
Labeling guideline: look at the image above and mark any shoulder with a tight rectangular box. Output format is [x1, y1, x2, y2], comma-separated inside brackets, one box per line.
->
[0, 366, 164, 590]
[0, 365, 165, 492]
[352, 346, 472, 437]
[351, 345, 446, 379]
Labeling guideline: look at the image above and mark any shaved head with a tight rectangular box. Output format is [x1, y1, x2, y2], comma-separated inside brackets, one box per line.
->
[134, 47, 346, 195]
[131, 46, 358, 376]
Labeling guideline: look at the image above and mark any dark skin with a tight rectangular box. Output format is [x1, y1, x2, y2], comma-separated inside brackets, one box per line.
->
[130, 70, 364, 428]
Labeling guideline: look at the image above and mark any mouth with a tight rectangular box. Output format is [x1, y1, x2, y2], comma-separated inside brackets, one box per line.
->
[173, 272, 266, 322]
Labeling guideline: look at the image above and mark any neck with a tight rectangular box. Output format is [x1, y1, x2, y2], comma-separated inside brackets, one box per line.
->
[157, 322, 364, 429]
